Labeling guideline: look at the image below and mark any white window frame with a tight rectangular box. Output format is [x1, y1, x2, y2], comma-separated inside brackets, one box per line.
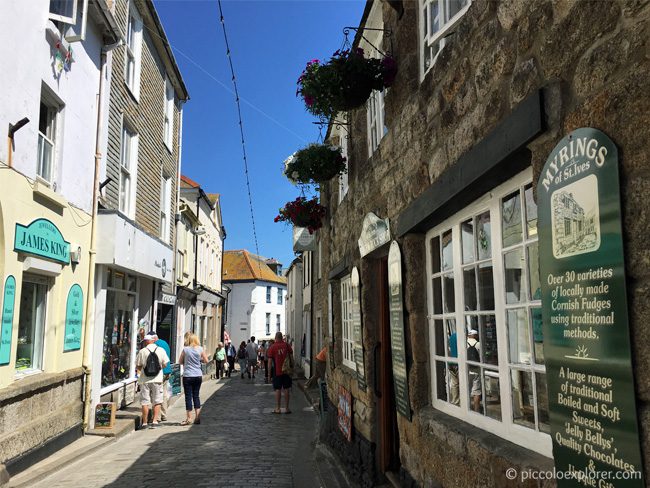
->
[160, 174, 171, 242]
[340, 275, 355, 370]
[36, 92, 60, 186]
[119, 119, 138, 218]
[15, 274, 50, 376]
[48, 0, 78, 24]
[367, 89, 386, 156]
[419, 0, 472, 77]
[425, 168, 552, 457]
[277, 287, 283, 305]
[164, 77, 174, 150]
[338, 131, 349, 203]
[265, 313, 271, 336]
[124, 2, 143, 100]
[276, 314, 281, 333]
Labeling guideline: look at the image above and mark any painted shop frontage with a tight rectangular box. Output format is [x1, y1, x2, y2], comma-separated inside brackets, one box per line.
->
[313, 1, 650, 487]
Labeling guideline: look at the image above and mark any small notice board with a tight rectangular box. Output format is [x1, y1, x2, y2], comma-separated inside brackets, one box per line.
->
[94, 402, 116, 429]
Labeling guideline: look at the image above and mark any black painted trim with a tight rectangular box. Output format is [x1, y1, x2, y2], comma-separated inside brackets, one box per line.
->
[6, 423, 82, 476]
[396, 90, 544, 236]
[328, 256, 351, 280]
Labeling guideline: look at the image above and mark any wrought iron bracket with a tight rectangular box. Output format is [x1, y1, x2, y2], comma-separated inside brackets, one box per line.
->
[342, 26, 393, 57]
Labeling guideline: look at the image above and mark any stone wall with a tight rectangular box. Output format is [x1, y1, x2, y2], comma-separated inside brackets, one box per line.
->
[0, 369, 83, 467]
[320, 0, 650, 486]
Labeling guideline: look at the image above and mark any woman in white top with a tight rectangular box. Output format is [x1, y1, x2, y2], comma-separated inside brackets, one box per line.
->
[178, 333, 209, 425]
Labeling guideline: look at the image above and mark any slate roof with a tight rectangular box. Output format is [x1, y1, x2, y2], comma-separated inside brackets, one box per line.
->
[223, 250, 286, 285]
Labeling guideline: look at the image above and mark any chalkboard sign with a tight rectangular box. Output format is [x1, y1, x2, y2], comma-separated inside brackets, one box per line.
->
[94, 402, 115, 429]
[318, 378, 329, 418]
[170, 363, 181, 395]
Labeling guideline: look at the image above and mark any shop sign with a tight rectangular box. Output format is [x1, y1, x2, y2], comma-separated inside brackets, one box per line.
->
[14, 218, 70, 264]
[293, 226, 317, 252]
[0, 276, 16, 365]
[338, 385, 352, 442]
[160, 293, 176, 305]
[538, 128, 644, 486]
[387, 242, 411, 420]
[351, 267, 366, 390]
[154, 258, 170, 279]
[64, 284, 83, 352]
[358, 213, 390, 258]
[170, 363, 181, 395]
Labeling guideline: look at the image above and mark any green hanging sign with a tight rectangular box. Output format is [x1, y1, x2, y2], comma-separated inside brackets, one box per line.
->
[14, 218, 70, 264]
[64, 284, 83, 352]
[538, 128, 644, 486]
[0, 276, 16, 366]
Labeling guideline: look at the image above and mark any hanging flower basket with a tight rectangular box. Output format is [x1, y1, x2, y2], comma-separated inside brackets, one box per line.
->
[297, 48, 397, 118]
[274, 197, 327, 234]
[284, 143, 347, 185]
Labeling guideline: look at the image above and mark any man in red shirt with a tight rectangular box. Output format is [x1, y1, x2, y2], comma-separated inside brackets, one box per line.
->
[267, 331, 293, 414]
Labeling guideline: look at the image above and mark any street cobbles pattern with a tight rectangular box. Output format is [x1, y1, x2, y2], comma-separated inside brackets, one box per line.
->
[33, 374, 320, 488]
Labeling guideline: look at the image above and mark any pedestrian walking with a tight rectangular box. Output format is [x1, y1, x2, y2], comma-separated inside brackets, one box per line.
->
[135, 334, 169, 429]
[267, 331, 293, 414]
[178, 333, 209, 425]
[151, 331, 172, 421]
[258, 341, 268, 383]
[237, 341, 248, 378]
[214, 342, 225, 379]
[225, 340, 236, 377]
[245, 336, 258, 379]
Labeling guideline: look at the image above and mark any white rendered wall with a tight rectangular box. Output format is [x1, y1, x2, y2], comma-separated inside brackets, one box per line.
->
[250, 282, 286, 341]
[226, 281, 256, 347]
[0, 0, 104, 213]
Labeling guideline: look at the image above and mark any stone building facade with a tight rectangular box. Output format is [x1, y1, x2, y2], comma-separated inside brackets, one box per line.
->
[314, 1, 650, 487]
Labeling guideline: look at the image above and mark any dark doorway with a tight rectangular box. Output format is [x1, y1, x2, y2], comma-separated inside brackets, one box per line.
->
[377, 257, 401, 475]
[156, 303, 175, 361]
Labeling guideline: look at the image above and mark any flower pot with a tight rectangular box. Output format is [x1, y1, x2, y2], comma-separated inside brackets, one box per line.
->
[335, 76, 374, 111]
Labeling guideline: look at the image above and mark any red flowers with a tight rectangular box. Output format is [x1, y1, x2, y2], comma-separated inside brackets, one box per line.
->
[274, 197, 327, 234]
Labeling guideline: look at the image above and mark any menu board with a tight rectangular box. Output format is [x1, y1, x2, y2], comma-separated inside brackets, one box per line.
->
[538, 128, 644, 486]
[350, 267, 366, 390]
[94, 402, 116, 429]
[388, 242, 411, 420]
[170, 363, 181, 395]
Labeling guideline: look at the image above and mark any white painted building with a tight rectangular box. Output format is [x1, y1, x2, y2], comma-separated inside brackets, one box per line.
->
[223, 250, 286, 348]
[285, 257, 304, 367]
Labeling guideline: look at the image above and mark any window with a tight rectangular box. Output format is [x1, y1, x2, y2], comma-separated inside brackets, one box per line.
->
[176, 250, 184, 283]
[426, 170, 550, 455]
[160, 175, 171, 241]
[276, 314, 281, 333]
[49, 0, 77, 24]
[336, 128, 349, 203]
[119, 121, 137, 217]
[266, 286, 272, 303]
[367, 88, 386, 155]
[164, 78, 174, 149]
[420, 0, 471, 74]
[265, 313, 270, 336]
[317, 239, 322, 280]
[37, 95, 59, 185]
[16, 275, 49, 372]
[277, 288, 283, 305]
[340, 275, 355, 369]
[125, 2, 142, 98]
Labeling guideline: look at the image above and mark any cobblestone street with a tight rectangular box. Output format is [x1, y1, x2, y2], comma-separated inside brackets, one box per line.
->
[32, 374, 325, 488]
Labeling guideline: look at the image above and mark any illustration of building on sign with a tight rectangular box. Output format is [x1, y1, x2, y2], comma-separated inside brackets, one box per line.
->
[551, 175, 600, 259]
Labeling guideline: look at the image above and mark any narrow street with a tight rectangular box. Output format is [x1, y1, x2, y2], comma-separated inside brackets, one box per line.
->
[32, 375, 325, 488]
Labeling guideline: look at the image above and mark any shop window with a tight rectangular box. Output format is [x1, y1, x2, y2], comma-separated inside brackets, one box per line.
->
[124, 1, 142, 99]
[119, 120, 138, 218]
[265, 313, 270, 336]
[266, 286, 272, 303]
[340, 275, 355, 370]
[37, 89, 61, 185]
[420, 0, 471, 76]
[102, 269, 137, 388]
[426, 169, 550, 455]
[15, 275, 49, 373]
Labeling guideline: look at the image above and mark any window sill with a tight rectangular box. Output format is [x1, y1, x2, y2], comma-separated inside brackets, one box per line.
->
[34, 179, 66, 208]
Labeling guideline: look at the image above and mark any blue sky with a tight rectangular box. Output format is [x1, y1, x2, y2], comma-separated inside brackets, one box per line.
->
[154, 0, 366, 268]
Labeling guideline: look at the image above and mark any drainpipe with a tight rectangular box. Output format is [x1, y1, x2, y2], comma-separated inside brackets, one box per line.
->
[172, 101, 184, 358]
[82, 37, 122, 432]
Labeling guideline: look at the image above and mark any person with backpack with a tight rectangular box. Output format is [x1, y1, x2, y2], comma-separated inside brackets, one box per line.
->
[135, 334, 170, 429]
[237, 341, 248, 378]
[178, 333, 209, 425]
[467, 329, 482, 412]
[266, 331, 293, 414]
[225, 340, 236, 377]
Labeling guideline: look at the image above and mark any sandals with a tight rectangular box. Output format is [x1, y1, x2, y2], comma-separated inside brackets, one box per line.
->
[194, 419, 201, 425]
[272, 409, 282, 414]
[180, 419, 192, 426]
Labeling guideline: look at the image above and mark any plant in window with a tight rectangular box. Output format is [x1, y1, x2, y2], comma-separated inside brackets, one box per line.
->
[274, 197, 327, 234]
[284, 143, 347, 185]
[297, 49, 397, 118]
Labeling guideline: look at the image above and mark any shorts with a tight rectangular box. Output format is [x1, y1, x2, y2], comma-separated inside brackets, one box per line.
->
[248, 359, 257, 367]
[272, 374, 292, 390]
[140, 382, 163, 406]
[471, 375, 482, 397]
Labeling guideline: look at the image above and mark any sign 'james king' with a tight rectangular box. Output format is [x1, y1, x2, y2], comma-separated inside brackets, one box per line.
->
[538, 128, 644, 486]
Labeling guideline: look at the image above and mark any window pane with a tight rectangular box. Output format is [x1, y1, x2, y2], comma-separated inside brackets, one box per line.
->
[442, 274, 455, 313]
[527, 243, 541, 300]
[504, 249, 525, 304]
[448, 362, 460, 406]
[446, 319, 458, 358]
[502, 190, 523, 247]
[441, 230, 453, 271]
[477, 263, 494, 310]
[430, 236, 441, 273]
[50, 0, 74, 18]
[531, 307, 544, 365]
[536, 373, 550, 433]
[481, 315, 498, 365]
[525, 184, 538, 238]
[429, 0, 440, 34]
[463, 267, 477, 311]
[432, 277, 442, 314]
[476, 211, 492, 260]
[468, 364, 482, 413]
[449, 0, 469, 18]
[507, 308, 530, 365]
[484, 369, 501, 420]
[466, 320, 480, 362]
[16, 281, 47, 371]
[435, 360, 448, 401]
[461, 219, 474, 264]
[511, 369, 535, 429]
[434, 319, 445, 356]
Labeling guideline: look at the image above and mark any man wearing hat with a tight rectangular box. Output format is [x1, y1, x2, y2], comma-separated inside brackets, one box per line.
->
[467, 329, 481, 412]
[135, 334, 169, 428]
